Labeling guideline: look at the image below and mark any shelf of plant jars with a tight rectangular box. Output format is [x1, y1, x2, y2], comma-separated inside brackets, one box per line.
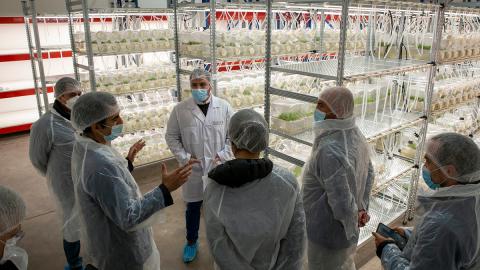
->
[425, 66, 480, 136]
[428, 109, 480, 139]
[70, 6, 175, 58]
[179, 20, 343, 63]
[112, 128, 174, 167]
[80, 65, 178, 166]
[179, 51, 337, 64]
[110, 88, 176, 166]
[268, 89, 424, 145]
[270, 56, 432, 82]
[428, 73, 480, 117]
[80, 63, 177, 93]
[74, 30, 175, 57]
[176, 1, 267, 9]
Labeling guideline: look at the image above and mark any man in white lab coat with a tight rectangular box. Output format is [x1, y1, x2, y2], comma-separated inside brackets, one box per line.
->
[165, 68, 234, 263]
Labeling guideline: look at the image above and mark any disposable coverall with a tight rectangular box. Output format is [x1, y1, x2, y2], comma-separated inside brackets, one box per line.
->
[302, 118, 374, 270]
[71, 135, 169, 270]
[29, 107, 80, 242]
[204, 164, 306, 270]
[380, 184, 480, 269]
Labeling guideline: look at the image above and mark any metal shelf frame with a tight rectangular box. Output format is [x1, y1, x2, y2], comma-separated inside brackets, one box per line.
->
[173, 0, 219, 96]
[65, 0, 178, 167]
[21, 0, 50, 117]
[66, 0, 176, 93]
[263, 0, 445, 227]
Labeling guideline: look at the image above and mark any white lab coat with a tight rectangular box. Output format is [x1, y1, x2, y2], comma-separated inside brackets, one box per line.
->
[165, 96, 234, 202]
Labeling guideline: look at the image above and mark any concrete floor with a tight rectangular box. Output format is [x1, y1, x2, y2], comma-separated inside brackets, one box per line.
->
[0, 132, 382, 270]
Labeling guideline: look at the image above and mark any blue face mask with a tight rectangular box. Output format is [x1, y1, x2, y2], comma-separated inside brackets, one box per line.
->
[314, 109, 327, 122]
[192, 89, 209, 104]
[103, 124, 123, 142]
[422, 166, 441, 190]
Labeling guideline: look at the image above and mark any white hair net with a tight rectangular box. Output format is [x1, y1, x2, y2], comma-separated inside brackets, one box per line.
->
[0, 186, 26, 236]
[229, 109, 268, 153]
[318, 86, 354, 119]
[71, 92, 120, 131]
[425, 132, 480, 183]
[189, 68, 212, 82]
[54, 77, 81, 98]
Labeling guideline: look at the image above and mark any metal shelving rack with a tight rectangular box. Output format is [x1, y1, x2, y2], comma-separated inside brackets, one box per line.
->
[65, 0, 179, 166]
[173, 1, 270, 105]
[173, 0, 334, 111]
[429, 5, 480, 140]
[56, 0, 480, 242]
[21, 0, 50, 117]
[264, 0, 445, 243]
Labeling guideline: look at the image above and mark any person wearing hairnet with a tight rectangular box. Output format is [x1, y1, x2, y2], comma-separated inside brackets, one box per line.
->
[28, 77, 85, 270]
[0, 186, 27, 270]
[373, 132, 480, 270]
[70, 92, 195, 270]
[166, 68, 234, 263]
[302, 87, 374, 270]
[29, 78, 147, 270]
[203, 109, 306, 270]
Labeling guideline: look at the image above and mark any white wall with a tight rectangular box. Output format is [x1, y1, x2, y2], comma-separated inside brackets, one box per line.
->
[0, 0, 110, 17]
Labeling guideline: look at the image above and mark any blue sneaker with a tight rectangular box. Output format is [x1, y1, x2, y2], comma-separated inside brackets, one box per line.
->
[183, 242, 199, 263]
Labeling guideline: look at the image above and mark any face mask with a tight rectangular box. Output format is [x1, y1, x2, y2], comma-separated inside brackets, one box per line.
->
[422, 166, 443, 190]
[0, 232, 27, 270]
[65, 96, 79, 110]
[191, 89, 209, 104]
[314, 109, 327, 122]
[103, 124, 123, 142]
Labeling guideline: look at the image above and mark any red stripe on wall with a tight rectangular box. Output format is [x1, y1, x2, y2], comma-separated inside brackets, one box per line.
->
[0, 123, 32, 135]
[0, 86, 54, 99]
[0, 51, 73, 62]
[0, 17, 25, 24]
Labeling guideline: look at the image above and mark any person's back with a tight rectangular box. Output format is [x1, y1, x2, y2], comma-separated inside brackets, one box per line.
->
[203, 109, 305, 270]
[71, 138, 155, 270]
[30, 110, 76, 227]
[205, 163, 304, 269]
[28, 77, 84, 270]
